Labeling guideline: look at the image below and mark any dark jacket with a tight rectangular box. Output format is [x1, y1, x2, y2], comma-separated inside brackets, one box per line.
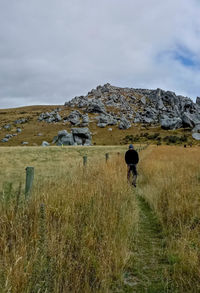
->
[125, 149, 139, 165]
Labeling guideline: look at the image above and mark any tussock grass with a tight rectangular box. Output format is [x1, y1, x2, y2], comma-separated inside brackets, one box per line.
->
[0, 146, 138, 292]
[139, 146, 200, 291]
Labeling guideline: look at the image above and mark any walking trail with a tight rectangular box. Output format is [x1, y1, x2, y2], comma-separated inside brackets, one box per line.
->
[116, 190, 176, 293]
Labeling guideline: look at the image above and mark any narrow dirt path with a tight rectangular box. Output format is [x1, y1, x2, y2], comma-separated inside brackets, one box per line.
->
[117, 191, 176, 293]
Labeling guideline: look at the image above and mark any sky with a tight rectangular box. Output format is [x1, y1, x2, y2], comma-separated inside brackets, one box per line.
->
[0, 0, 200, 109]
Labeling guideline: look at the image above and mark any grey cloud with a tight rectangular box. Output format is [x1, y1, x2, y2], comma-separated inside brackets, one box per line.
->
[0, 0, 200, 108]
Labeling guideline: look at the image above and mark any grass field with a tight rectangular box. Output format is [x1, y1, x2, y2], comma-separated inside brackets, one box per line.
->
[0, 145, 199, 292]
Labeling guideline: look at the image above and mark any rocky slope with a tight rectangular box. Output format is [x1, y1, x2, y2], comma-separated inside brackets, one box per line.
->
[63, 83, 200, 140]
[1, 84, 200, 146]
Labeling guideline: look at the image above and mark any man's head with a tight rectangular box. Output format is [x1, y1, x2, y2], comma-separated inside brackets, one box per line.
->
[129, 144, 134, 150]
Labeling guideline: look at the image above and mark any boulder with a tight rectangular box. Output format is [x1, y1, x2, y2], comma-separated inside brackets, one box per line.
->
[192, 124, 200, 133]
[22, 142, 29, 145]
[53, 128, 92, 146]
[82, 114, 89, 126]
[97, 123, 107, 128]
[1, 138, 9, 142]
[161, 117, 182, 130]
[196, 97, 200, 106]
[5, 134, 13, 139]
[3, 124, 11, 130]
[86, 100, 106, 114]
[67, 110, 81, 125]
[182, 112, 200, 128]
[141, 96, 146, 105]
[55, 113, 62, 122]
[42, 141, 50, 147]
[118, 117, 131, 129]
[14, 118, 28, 124]
[142, 117, 155, 124]
[58, 130, 68, 137]
[56, 130, 74, 146]
[72, 128, 92, 145]
[17, 128, 22, 133]
[38, 110, 62, 123]
[192, 133, 200, 140]
[96, 113, 117, 127]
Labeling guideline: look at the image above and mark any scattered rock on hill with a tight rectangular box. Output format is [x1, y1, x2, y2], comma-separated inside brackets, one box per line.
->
[67, 110, 81, 126]
[3, 124, 11, 130]
[38, 109, 62, 123]
[72, 128, 92, 145]
[1, 138, 9, 142]
[53, 128, 92, 146]
[17, 128, 22, 133]
[14, 118, 28, 124]
[42, 141, 50, 147]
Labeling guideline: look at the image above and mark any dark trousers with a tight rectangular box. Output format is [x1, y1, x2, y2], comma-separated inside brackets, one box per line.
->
[127, 164, 137, 186]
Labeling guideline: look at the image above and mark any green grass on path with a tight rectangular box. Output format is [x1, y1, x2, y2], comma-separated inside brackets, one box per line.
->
[114, 190, 178, 293]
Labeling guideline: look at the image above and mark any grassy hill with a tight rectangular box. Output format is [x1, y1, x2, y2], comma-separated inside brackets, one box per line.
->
[0, 105, 196, 146]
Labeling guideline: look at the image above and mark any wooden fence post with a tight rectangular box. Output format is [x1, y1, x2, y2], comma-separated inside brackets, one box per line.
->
[105, 153, 109, 162]
[83, 155, 87, 166]
[25, 167, 34, 198]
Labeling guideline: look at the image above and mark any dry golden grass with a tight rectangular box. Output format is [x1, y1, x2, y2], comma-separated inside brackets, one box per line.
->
[0, 145, 138, 292]
[138, 145, 200, 291]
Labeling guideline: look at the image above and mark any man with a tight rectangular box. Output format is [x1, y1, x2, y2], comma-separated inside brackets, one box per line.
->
[125, 144, 139, 187]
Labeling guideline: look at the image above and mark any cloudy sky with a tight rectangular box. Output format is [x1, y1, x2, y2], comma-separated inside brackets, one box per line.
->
[0, 0, 200, 108]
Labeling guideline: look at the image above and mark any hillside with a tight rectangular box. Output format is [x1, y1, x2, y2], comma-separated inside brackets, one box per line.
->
[0, 83, 200, 146]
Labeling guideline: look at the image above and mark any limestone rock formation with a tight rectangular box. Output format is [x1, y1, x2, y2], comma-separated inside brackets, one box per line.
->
[38, 109, 62, 123]
[53, 128, 92, 146]
[62, 83, 200, 139]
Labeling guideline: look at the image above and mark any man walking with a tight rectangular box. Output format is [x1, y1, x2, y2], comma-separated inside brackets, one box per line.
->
[125, 144, 139, 187]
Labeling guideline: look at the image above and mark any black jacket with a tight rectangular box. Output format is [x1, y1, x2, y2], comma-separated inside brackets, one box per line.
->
[125, 149, 139, 165]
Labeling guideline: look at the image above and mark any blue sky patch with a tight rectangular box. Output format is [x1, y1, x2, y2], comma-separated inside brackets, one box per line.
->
[173, 46, 196, 67]
[156, 45, 198, 68]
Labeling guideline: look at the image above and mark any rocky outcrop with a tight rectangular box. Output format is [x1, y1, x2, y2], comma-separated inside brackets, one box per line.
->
[64, 83, 200, 134]
[196, 97, 200, 107]
[53, 128, 92, 146]
[192, 124, 200, 140]
[86, 99, 106, 114]
[72, 128, 92, 145]
[66, 110, 81, 126]
[97, 114, 117, 128]
[38, 109, 62, 123]
[160, 116, 182, 130]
